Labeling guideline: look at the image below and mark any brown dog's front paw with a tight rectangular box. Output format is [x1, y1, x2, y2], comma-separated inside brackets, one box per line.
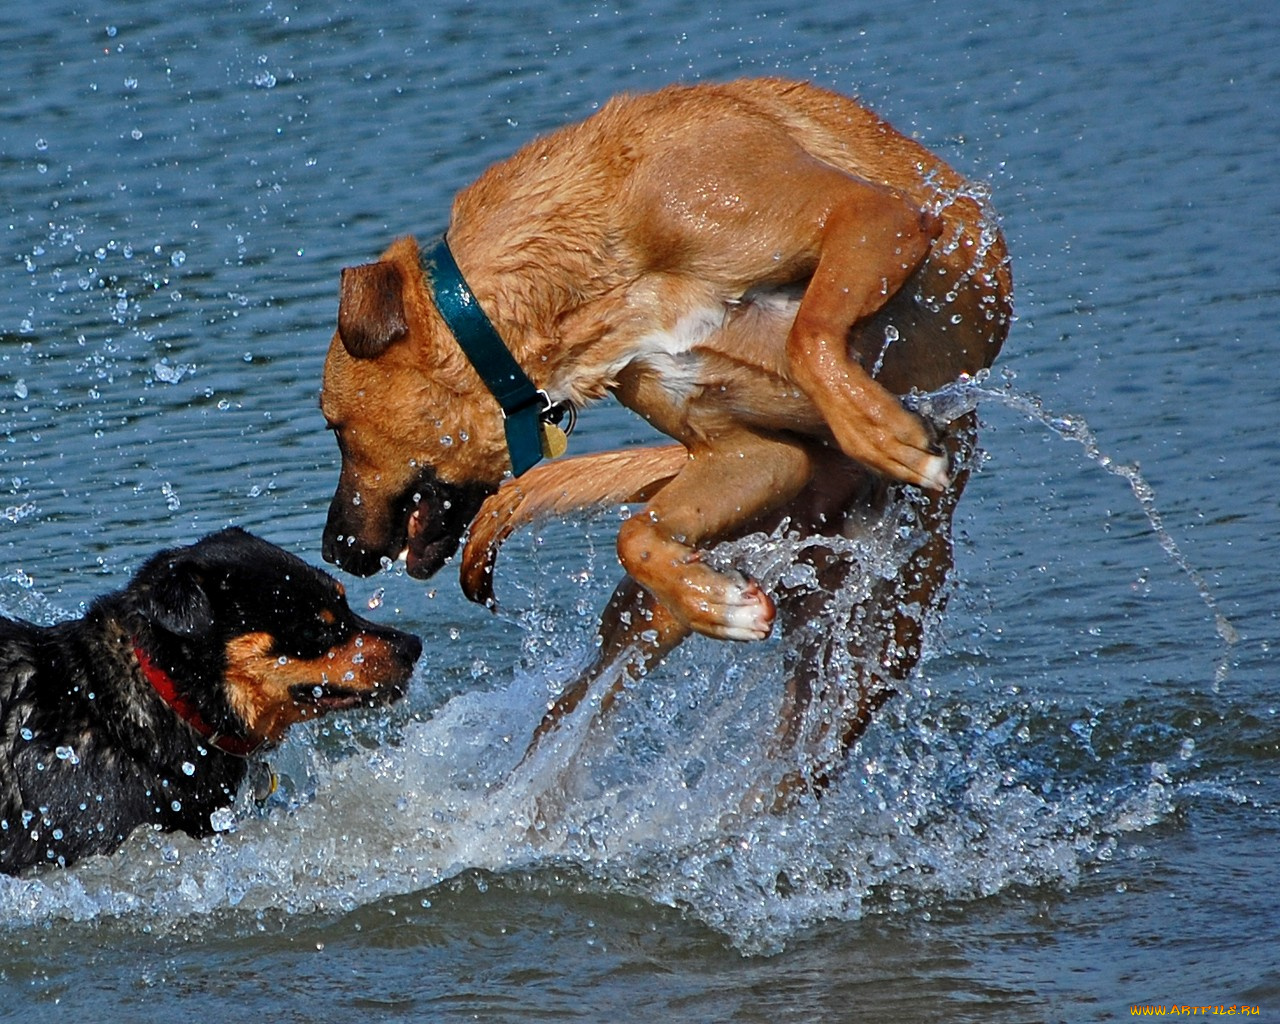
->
[710, 573, 777, 642]
[656, 561, 776, 642]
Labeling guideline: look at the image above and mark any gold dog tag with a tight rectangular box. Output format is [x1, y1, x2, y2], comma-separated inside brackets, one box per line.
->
[540, 420, 569, 459]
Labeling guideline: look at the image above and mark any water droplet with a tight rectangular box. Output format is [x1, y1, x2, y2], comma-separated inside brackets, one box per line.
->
[154, 361, 191, 385]
[367, 587, 385, 610]
[181, 761, 196, 776]
[14, 380, 28, 400]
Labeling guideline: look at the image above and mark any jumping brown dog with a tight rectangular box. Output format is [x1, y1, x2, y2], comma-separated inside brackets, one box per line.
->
[320, 78, 1011, 789]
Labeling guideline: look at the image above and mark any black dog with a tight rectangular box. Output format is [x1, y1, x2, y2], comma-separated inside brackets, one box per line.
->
[0, 528, 421, 874]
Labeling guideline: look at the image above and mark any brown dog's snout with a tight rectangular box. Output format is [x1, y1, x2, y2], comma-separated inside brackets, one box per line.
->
[322, 480, 401, 576]
[322, 471, 493, 580]
[322, 497, 395, 577]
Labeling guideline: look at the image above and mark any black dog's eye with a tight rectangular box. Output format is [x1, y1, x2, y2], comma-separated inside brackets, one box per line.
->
[281, 608, 349, 659]
[301, 621, 333, 648]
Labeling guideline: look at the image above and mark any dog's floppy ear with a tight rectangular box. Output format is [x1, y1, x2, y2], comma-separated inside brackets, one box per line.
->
[337, 261, 409, 359]
[140, 559, 216, 639]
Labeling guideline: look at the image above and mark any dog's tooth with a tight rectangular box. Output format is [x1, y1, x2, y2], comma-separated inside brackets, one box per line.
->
[396, 547, 409, 563]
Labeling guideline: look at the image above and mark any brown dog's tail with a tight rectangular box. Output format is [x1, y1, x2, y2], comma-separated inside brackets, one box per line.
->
[460, 444, 688, 607]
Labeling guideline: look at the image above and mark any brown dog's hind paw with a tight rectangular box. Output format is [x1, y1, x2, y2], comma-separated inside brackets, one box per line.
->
[826, 391, 952, 491]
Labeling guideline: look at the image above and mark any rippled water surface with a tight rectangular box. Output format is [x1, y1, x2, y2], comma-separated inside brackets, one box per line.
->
[2, 1, 1277, 1021]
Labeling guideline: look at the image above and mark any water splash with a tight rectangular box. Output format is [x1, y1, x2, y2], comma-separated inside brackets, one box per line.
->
[0, 624, 1192, 954]
[0, 499, 1196, 954]
[0, 374, 1233, 952]
[907, 369, 1240, 683]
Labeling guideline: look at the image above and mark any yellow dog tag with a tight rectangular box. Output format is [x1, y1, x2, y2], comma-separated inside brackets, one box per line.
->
[540, 420, 569, 459]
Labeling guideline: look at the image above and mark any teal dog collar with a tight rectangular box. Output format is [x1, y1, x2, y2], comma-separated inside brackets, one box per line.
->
[423, 235, 573, 476]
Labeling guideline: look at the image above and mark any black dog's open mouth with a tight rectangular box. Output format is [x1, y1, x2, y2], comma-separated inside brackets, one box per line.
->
[289, 681, 404, 711]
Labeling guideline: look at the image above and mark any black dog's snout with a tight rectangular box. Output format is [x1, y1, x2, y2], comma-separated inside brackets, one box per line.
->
[389, 628, 423, 666]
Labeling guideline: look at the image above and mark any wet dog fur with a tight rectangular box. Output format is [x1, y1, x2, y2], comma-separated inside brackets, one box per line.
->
[0, 528, 421, 874]
[319, 78, 1011, 791]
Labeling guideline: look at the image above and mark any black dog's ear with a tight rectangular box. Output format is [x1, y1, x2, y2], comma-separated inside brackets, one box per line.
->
[140, 560, 216, 639]
[337, 261, 408, 359]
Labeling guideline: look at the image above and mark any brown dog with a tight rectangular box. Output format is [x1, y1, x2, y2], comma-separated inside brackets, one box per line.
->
[321, 78, 1011, 790]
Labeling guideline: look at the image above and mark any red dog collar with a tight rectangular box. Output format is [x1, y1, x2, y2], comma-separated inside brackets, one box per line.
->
[133, 640, 262, 758]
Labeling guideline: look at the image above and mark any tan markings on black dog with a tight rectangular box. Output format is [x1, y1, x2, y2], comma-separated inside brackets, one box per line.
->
[319, 77, 1011, 794]
[224, 628, 413, 745]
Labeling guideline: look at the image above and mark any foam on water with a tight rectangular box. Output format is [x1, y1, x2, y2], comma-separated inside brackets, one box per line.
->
[0, 378, 1236, 954]
[0, 646, 1191, 954]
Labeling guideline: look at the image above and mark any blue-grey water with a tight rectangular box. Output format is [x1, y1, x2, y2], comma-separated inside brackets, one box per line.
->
[2, 1, 1277, 1021]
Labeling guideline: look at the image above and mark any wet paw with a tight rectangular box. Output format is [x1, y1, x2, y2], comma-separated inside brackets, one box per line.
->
[666, 563, 775, 642]
[715, 575, 776, 641]
[829, 405, 952, 491]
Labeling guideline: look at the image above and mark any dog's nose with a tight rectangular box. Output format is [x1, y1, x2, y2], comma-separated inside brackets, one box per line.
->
[396, 630, 424, 666]
[358, 620, 423, 679]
